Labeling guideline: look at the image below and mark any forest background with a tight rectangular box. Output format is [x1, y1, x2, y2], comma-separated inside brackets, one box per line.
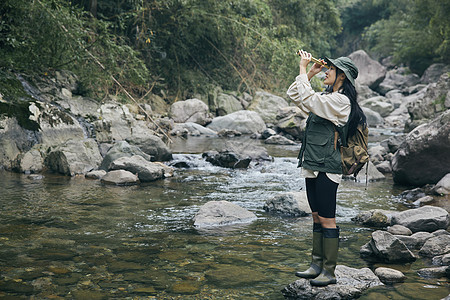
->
[0, 0, 448, 103]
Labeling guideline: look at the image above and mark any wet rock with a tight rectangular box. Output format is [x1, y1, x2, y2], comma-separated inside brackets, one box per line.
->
[206, 110, 266, 134]
[263, 192, 311, 217]
[45, 138, 102, 176]
[170, 281, 201, 295]
[261, 128, 277, 139]
[398, 187, 427, 202]
[360, 96, 394, 117]
[85, 170, 106, 179]
[264, 135, 297, 145]
[71, 290, 108, 300]
[193, 200, 257, 227]
[0, 279, 34, 294]
[418, 235, 450, 257]
[360, 230, 416, 263]
[395, 231, 433, 250]
[374, 267, 406, 284]
[109, 155, 166, 182]
[391, 206, 450, 233]
[217, 129, 242, 137]
[349, 50, 386, 89]
[412, 195, 434, 207]
[18, 148, 44, 173]
[205, 264, 268, 287]
[275, 106, 307, 140]
[100, 141, 151, 170]
[433, 173, 450, 195]
[126, 134, 172, 162]
[352, 209, 396, 228]
[169, 98, 212, 126]
[100, 170, 139, 185]
[387, 225, 412, 236]
[432, 253, 450, 266]
[170, 122, 217, 137]
[282, 265, 383, 300]
[392, 110, 450, 186]
[247, 90, 289, 123]
[417, 266, 448, 278]
[375, 161, 392, 173]
[202, 150, 251, 169]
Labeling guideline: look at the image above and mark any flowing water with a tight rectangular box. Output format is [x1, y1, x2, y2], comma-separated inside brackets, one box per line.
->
[0, 136, 449, 299]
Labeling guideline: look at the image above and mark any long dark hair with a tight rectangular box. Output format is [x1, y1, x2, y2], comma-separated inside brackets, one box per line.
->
[325, 68, 366, 137]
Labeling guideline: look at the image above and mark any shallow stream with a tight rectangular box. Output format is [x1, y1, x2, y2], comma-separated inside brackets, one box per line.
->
[0, 136, 449, 299]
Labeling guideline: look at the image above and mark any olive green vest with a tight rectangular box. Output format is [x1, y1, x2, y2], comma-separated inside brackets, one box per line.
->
[298, 113, 343, 174]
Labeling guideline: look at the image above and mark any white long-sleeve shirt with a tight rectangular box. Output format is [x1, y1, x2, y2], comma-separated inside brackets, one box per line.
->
[287, 74, 351, 184]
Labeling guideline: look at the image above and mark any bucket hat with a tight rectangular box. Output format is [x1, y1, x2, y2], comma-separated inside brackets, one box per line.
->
[324, 57, 358, 87]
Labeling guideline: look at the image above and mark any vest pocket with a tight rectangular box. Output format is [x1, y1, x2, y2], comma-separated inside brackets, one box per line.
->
[304, 131, 330, 164]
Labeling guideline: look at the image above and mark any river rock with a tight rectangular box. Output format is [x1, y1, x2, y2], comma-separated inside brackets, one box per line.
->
[169, 98, 212, 126]
[19, 148, 44, 173]
[170, 122, 217, 137]
[360, 96, 394, 117]
[247, 90, 289, 123]
[216, 93, 244, 116]
[395, 231, 433, 250]
[349, 50, 386, 89]
[100, 141, 151, 170]
[377, 67, 420, 95]
[109, 155, 166, 182]
[93, 102, 136, 143]
[433, 173, 450, 195]
[44, 138, 102, 176]
[374, 267, 406, 284]
[356, 81, 380, 100]
[418, 235, 450, 257]
[101, 170, 139, 185]
[85, 170, 106, 179]
[348, 161, 385, 182]
[362, 107, 384, 126]
[264, 135, 297, 145]
[275, 106, 307, 140]
[281, 265, 383, 300]
[412, 195, 434, 207]
[56, 95, 99, 119]
[387, 225, 412, 236]
[391, 206, 450, 233]
[417, 266, 449, 278]
[392, 110, 450, 186]
[207, 110, 266, 134]
[202, 150, 251, 169]
[263, 192, 311, 217]
[420, 63, 450, 84]
[432, 253, 450, 266]
[360, 230, 416, 263]
[352, 209, 396, 228]
[375, 161, 392, 173]
[193, 200, 257, 227]
[126, 134, 172, 161]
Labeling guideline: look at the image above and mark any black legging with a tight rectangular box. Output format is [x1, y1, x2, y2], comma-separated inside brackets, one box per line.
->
[305, 172, 339, 218]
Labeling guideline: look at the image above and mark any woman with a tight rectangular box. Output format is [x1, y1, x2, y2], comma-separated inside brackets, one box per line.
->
[287, 50, 366, 286]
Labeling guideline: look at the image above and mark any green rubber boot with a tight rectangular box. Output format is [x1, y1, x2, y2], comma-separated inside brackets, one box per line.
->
[295, 223, 322, 279]
[310, 227, 339, 286]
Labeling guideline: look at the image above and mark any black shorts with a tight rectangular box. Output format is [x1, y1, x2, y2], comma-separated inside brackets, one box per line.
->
[305, 172, 338, 218]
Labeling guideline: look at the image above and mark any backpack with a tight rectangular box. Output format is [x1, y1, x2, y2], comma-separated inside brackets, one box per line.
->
[335, 123, 369, 178]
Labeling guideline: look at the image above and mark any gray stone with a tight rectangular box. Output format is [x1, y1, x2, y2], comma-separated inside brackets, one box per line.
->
[264, 135, 297, 145]
[349, 50, 386, 89]
[387, 225, 412, 236]
[433, 173, 450, 195]
[349, 161, 385, 182]
[374, 267, 406, 284]
[417, 266, 448, 278]
[392, 110, 450, 186]
[391, 206, 450, 233]
[206, 110, 266, 134]
[360, 230, 416, 263]
[216, 93, 243, 116]
[19, 148, 44, 173]
[93, 102, 136, 143]
[377, 67, 420, 95]
[420, 63, 450, 84]
[110, 155, 166, 182]
[169, 98, 212, 126]
[126, 134, 172, 162]
[85, 170, 107, 179]
[282, 265, 383, 300]
[362, 107, 384, 126]
[100, 170, 139, 185]
[419, 235, 450, 257]
[170, 122, 217, 137]
[375, 161, 392, 173]
[360, 96, 394, 117]
[202, 151, 251, 169]
[263, 192, 311, 217]
[352, 209, 396, 228]
[412, 196, 434, 207]
[44, 138, 102, 176]
[193, 200, 257, 227]
[100, 141, 151, 170]
[247, 90, 289, 123]
[432, 253, 450, 266]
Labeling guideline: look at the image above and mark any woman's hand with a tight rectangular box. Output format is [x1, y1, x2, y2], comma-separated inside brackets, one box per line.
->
[297, 50, 311, 74]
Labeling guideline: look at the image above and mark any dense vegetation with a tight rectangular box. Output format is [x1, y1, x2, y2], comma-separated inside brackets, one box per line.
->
[0, 0, 448, 102]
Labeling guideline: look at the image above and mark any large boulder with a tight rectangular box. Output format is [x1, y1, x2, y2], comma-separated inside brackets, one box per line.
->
[391, 206, 450, 233]
[202, 150, 251, 169]
[193, 201, 257, 227]
[206, 110, 266, 134]
[247, 90, 289, 123]
[215, 93, 244, 116]
[282, 265, 383, 300]
[109, 155, 167, 182]
[275, 106, 307, 140]
[93, 102, 136, 143]
[100, 141, 152, 170]
[44, 138, 102, 176]
[101, 169, 139, 185]
[362, 107, 384, 126]
[360, 96, 394, 117]
[392, 110, 450, 186]
[169, 98, 211, 126]
[349, 50, 387, 89]
[360, 230, 416, 263]
[18, 148, 44, 173]
[377, 67, 420, 95]
[170, 122, 217, 137]
[126, 134, 172, 161]
[420, 63, 450, 84]
[418, 235, 450, 257]
[433, 173, 450, 195]
[263, 192, 311, 217]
